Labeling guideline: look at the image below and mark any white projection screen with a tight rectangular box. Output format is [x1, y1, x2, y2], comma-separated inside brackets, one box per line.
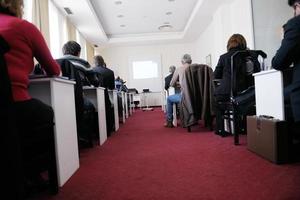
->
[128, 55, 163, 93]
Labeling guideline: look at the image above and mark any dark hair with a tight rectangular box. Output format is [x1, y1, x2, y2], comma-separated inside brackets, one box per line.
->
[62, 41, 81, 56]
[0, 0, 23, 18]
[226, 34, 247, 51]
[288, 0, 300, 6]
[94, 55, 105, 67]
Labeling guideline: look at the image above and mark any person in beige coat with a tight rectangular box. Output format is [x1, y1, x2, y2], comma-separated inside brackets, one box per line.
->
[164, 54, 192, 128]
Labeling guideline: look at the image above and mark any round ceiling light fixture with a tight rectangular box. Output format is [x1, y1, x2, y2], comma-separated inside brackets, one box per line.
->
[115, 1, 122, 5]
[168, 0, 175, 2]
[120, 24, 126, 27]
[117, 14, 124, 18]
[158, 24, 173, 31]
[166, 11, 173, 15]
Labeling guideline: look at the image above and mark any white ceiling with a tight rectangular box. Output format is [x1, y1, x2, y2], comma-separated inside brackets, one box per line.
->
[90, 0, 198, 35]
[52, 0, 230, 48]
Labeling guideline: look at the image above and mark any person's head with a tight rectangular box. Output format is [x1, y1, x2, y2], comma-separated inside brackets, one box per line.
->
[181, 54, 192, 65]
[0, 0, 23, 18]
[226, 34, 247, 52]
[169, 65, 176, 73]
[94, 55, 105, 67]
[288, 0, 300, 16]
[62, 41, 81, 57]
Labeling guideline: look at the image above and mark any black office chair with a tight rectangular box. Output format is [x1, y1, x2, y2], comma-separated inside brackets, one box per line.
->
[217, 50, 267, 145]
[0, 35, 58, 198]
[56, 59, 97, 147]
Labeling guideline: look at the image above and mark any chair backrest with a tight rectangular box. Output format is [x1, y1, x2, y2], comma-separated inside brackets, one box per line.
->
[56, 58, 84, 116]
[230, 50, 267, 97]
[0, 35, 12, 107]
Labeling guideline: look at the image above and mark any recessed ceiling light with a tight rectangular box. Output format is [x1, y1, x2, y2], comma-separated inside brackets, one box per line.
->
[115, 1, 122, 5]
[117, 14, 124, 18]
[166, 11, 173, 15]
[120, 24, 126, 27]
[63, 7, 73, 15]
[168, 0, 175, 2]
[158, 24, 173, 31]
[164, 22, 170, 24]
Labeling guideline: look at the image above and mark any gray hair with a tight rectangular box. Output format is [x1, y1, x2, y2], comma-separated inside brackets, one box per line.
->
[169, 65, 176, 73]
[181, 54, 192, 64]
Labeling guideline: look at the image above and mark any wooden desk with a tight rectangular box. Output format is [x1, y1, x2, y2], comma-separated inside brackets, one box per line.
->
[83, 87, 107, 145]
[253, 69, 285, 120]
[29, 78, 79, 187]
[108, 90, 119, 131]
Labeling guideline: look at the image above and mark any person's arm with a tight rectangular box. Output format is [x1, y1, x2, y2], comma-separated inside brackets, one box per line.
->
[272, 18, 300, 70]
[108, 71, 115, 90]
[22, 21, 60, 76]
[170, 68, 179, 87]
[213, 56, 224, 79]
[164, 74, 172, 90]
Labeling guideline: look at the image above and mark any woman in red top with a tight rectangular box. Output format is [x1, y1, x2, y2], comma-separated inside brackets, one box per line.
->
[0, 0, 60, 195]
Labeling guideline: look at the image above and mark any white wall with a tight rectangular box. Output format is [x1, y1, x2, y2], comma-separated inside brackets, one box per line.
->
[252, 0, 292, 67]
[194, 0, 254, 70]
[96, 42, 196, 92]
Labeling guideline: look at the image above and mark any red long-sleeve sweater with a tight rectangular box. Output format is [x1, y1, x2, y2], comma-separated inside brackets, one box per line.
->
[0, 13, 60, 101]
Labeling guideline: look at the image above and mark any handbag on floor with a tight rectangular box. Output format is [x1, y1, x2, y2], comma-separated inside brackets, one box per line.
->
[247, 115, 290, 164]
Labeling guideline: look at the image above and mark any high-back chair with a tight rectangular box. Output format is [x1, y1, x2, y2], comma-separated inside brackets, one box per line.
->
[180, 64, 215, 132]
[217, 50, 267, 145]
[56, 59, 97, 147]
[0, 35, 58, 198]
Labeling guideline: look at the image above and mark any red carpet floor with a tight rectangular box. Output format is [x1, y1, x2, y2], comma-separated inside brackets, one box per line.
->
[40, 109, 300, 200]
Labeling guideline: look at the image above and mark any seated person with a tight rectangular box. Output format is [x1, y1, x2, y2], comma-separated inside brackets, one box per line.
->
[60, 41, 96, 145]
[61, 41, 95, 110]
[272, 0, 300, 123]
[0, 0, 60, 195]
[115, 76, 128, 92]
[213, 34, 250, 135]
[164, 65, 176, 91]
[61, 41, 99, 87]
[92, 55, 115, 136]
[115, 76, 122, 91]
[164, 54, 192, 128]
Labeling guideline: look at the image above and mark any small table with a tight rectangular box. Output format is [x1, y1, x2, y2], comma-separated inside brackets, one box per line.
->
[83, 86, 107, 145]
[29, 77, 79, 187]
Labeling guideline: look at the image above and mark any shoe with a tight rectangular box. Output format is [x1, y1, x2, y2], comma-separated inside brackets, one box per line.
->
[164, 121, 174, 128]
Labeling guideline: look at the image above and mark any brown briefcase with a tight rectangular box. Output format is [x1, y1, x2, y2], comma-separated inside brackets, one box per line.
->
[247, 116, 290, 164]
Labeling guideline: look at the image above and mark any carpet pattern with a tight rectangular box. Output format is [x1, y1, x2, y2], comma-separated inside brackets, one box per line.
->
[39, 109, 300, 200]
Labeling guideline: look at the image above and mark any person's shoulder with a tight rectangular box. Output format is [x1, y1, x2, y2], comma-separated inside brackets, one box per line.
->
[18, 19, 39, 32]
[286, 15, 300, 28]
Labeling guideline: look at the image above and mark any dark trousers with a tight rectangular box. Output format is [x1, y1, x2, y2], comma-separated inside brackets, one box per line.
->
[14, 99, 56, 175]
[105, 90, 114, 137]
[1, 98, 57, 198]
[214, 95, 230, 134]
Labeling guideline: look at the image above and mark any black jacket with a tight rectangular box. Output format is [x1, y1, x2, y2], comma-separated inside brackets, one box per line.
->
[214, 48, 261, 98]
[214, 48, 243, 97]
[92, 66, 115, 90]
[164, 73, 173, 90]
[272, 15, 300, 121]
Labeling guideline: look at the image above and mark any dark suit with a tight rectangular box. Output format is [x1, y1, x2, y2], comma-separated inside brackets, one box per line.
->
[272, 15, 300, 121]
[92, 65, 115, 136]
[214, 48, 242, 99]
[164, 73, 173, 90]
[92, 66, 115, 90]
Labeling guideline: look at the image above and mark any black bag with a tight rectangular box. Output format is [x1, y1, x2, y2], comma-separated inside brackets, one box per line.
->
[233, 86, 255, 115]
